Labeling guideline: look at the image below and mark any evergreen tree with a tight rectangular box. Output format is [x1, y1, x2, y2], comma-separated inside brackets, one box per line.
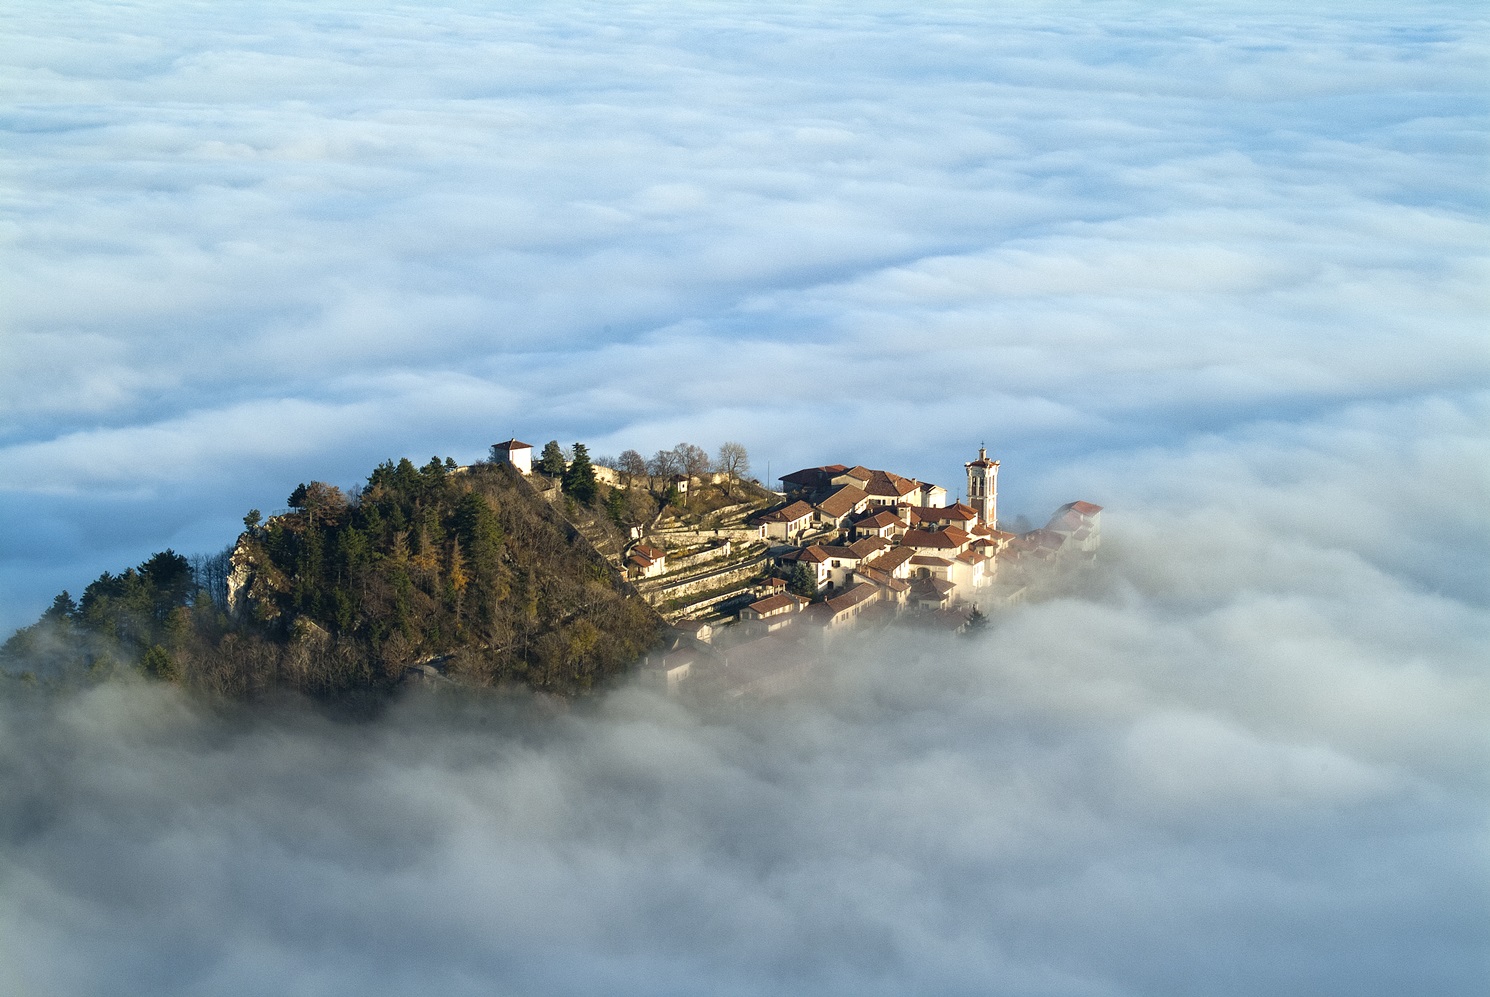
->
[787, 563, 817, 600]
[963, 605, 989, 637]
[564, 443, 598, 504]
[539, 440, 567, 476]
[604, 488, 628, 528]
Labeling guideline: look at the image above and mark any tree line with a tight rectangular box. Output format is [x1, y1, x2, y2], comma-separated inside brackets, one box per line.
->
[3, 453, 660, 698]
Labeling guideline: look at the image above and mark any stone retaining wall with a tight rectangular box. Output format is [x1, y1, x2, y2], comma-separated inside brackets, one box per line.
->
[661, 540, 732, 572]
[647, 527, 760, 546]
[641, 557, 768, 607]
[666, 586, 759, 619]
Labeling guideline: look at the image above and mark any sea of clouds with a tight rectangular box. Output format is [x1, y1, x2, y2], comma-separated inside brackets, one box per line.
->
[1, 1, 1487, 993]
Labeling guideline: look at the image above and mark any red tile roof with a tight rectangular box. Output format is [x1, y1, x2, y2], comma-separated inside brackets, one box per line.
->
[901, 529, 962, 549]
[757, 500, 815, 524]
[863, 469, 919, 498]
[746, 593, 799, 616]
[826, 583, 879, 613]
[864, 546, 917, 572]
[918, 502, 979, 522]
[815, 484, 869, 518]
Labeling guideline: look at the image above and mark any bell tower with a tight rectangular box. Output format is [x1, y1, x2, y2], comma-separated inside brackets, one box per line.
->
[965, 445, 999, 528]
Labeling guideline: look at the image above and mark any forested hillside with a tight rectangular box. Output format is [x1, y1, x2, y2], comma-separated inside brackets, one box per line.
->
[2, 458, 660, 697]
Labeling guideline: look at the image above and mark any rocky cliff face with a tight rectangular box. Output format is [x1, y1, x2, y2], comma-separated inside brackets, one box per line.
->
[224, 531, 288, 623]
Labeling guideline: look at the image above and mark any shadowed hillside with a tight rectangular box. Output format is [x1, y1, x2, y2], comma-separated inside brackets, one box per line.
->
[2, 458, 661, 698]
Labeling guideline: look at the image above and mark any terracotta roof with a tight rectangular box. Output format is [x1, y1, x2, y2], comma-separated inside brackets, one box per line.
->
[817, 545, 862, 561]
[854, 510, 901, 529]
[815, 484, 869, 518]
[780, 467, 828, 486]
[917, 502, 979, 522]
[632, 544, 666, 559]
[901, 529, 961, 549]
[1069, 501, 1103, 516]
[837, 465, 873, 482]
[911, 578, 956, 600]
[757, 500, 815, 524]
[956, 550, 986, 565]
[826, 583, 879, 613]
[864, 546, 917, 572]
[863, 469, 919, 498]
[910, 554, 954, 567]
[794, 545, 833, 563]
[859, 565, 911, 593]
[746, 593, 799, 616]
[847, 536, 890, 558]
[493, 439, 533, 450]
[804, 603, 834, 624]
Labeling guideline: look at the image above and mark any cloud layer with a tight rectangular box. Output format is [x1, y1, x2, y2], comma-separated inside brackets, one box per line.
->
[2, 0, 1485, 630]
[0, 3, 1487, 991]
[3, 427, 1487, 995]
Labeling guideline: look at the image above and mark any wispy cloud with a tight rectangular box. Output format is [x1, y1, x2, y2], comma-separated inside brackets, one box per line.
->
[0, 4, 1486, 987]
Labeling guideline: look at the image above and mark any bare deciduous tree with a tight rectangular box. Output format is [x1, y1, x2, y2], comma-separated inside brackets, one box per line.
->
[647, 449, 679, 479]
[618, 449, 647, 488]
[716, 441, 749, 485]
[673, 442, 711, 482]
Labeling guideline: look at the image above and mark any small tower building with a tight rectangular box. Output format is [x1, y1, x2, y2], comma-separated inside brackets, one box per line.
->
[491, 439, 533, 475]
[965, 446, 999, 528]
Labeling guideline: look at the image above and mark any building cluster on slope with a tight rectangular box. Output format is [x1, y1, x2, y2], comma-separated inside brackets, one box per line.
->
[489, 437, 1101, 699]
[739, 447, 1099, 631]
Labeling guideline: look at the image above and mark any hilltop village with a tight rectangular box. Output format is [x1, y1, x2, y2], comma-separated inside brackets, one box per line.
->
[3, 436, 1099, 702]
[490, 440, 1101, 699]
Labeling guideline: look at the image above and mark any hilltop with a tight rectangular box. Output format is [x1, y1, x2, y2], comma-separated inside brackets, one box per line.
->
[2, 452, 676, 698]
[3, 437, 1098, 703]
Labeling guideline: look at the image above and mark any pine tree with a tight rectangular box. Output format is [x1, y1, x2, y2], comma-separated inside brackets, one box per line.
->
[564, 443, 598, 504]
[963, 605, 989, 637]
[539, 440, 567, 476]
[787, 563, 817, 600]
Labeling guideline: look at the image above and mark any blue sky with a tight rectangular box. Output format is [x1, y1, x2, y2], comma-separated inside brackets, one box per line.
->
[2, 1, 1483, 633]
[0, 3, 1487, 994]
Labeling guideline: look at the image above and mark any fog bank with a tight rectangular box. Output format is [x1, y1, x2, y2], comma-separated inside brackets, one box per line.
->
[3, 403, 1487, 995]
